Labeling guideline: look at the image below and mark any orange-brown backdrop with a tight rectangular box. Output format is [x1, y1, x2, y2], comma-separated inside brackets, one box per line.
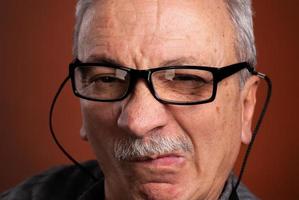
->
[0, 1, 298, 199]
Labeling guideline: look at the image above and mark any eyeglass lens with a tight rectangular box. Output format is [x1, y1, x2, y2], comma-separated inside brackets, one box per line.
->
[151, 69, 213, 103]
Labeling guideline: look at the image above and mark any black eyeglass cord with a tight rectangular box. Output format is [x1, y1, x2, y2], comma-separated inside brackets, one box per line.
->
[229, 72, 272, 200]
[49, 75, 98, 182]
[49, 72, 272, 199]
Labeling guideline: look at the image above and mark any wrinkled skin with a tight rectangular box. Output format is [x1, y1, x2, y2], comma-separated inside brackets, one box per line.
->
[77, 0, 259, 199]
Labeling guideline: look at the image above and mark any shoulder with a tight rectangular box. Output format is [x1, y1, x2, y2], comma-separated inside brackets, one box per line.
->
[220, 173, 259, 200]
[1, 160, 101, 200]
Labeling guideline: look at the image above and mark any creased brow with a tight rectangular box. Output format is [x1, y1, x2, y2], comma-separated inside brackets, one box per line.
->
[86, 55, 199, 68]
[160, 57, 199, 67]
[86, 54, 125, 67]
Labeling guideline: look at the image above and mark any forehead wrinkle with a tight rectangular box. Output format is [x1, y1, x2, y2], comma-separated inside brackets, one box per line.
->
[78, 1, 134, 60]
[135, 1, 234, 67]
[79, 0, 237, 70]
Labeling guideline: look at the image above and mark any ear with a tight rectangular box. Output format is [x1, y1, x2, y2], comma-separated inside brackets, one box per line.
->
[80, 126, 88, 141]
[241, 76, 260, 144]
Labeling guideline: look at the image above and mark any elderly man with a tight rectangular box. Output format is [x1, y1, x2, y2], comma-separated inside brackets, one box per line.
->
[2, 0, 264, 199]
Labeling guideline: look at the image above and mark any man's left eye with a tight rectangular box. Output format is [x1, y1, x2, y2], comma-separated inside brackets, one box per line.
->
[173, 74, 207, 83]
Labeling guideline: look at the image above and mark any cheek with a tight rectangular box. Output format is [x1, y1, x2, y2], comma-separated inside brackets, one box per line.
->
[80, 101, 121, 156]
[81, 101, 120, 130]
[169, 82, 242, 170]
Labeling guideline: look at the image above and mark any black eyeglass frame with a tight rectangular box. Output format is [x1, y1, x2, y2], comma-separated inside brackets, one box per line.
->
[69, 59, 256, 105]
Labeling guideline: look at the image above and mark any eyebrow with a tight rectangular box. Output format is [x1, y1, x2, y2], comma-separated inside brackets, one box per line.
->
[160, 57, 198, 66]
[85, 55, 199, 68]
[86, 55, 125, 67]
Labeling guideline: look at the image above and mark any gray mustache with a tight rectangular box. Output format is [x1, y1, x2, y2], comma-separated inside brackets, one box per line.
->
[113, 134, 193, 161]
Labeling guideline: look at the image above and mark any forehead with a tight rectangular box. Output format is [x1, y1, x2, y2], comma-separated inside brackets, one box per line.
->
[78, 0, 237, 67]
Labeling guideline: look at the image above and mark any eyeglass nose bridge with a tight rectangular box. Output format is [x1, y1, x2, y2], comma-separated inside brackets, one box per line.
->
[125, 69, 157, 100]
[130, 69, 151, 80]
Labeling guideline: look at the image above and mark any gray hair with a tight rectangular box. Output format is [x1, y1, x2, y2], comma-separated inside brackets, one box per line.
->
[72, 0, 94, 58]
[225, 0, 256, 85]
[73, 0, 256, 85]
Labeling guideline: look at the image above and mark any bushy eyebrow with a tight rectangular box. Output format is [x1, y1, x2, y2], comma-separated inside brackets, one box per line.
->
[86, 55, 125, 67]
[160, 57, 198, 66]
[86, 54, 199, 67]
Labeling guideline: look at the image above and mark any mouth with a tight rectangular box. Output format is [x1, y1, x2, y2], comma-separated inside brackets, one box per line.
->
[127, 153, 186, 167]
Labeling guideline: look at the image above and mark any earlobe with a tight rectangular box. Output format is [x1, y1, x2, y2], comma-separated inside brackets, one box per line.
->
[241, 76, 260, 144]
[80, 127, 88, 141]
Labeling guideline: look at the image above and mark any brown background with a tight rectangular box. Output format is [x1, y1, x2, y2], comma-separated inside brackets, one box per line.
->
[0, 0, 298, 199]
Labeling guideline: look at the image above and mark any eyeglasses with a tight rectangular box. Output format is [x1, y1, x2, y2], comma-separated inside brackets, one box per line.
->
[69, 59, 254, 105]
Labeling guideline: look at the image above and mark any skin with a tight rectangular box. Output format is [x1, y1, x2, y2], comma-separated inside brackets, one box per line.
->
[77, 0, 259, 199]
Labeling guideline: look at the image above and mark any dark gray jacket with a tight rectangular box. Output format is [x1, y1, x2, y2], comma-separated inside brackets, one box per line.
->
[1, 160, 257, 200]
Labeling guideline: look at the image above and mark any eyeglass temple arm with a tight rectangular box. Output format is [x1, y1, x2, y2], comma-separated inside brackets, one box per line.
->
[216, 62, 255, 82]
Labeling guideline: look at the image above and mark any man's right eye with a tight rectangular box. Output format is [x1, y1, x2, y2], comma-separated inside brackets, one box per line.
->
[91, 76, 119, 83]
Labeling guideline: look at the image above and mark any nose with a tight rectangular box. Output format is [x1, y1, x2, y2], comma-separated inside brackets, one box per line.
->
[117, 81, 168, 137]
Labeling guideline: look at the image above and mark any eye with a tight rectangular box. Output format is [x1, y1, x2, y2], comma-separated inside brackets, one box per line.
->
[92, 75, 120, 83]
[173, 74, 207, 83]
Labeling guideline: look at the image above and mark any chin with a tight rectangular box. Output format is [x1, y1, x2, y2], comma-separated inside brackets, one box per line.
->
[138, 182, 184, 200]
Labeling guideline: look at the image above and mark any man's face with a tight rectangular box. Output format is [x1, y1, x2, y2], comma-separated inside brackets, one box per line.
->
[77, 0, 256, 199]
